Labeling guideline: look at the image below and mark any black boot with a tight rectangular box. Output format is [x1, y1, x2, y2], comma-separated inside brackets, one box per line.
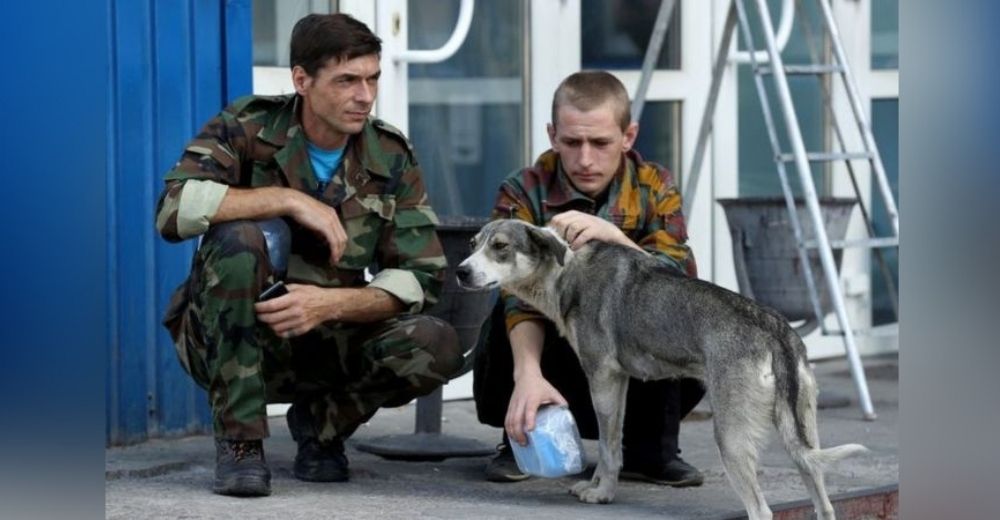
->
[621, 453, 704, 487]
[484, 434, 531, 483]
[213, 439, 271, 497]
[286, 402, 349, 482]
[293, 437, 350, 482]
[620, 378, 706, 487]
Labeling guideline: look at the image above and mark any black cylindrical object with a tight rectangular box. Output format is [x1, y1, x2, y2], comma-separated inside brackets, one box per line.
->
[717, 197, 856, 322]
[425, 216, 497, 377]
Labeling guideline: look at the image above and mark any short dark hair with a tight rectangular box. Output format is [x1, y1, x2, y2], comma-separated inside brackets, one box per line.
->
[551, 71, 631, 131]
[290, 14, 382, 76]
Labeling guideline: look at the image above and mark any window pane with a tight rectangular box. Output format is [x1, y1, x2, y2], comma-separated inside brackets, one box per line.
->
[407, 0, 526, 218]
[581, 0, 681, 70]
[409, 1, 522, 79]
[738, 0, 826, 197]
[871, 99, 899, 325]
[252, 0, 336, 67]
[871, 0, 899, 70]
[633, 101, 682, 184]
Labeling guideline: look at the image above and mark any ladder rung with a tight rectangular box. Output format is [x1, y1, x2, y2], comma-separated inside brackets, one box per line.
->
[758, 64, 844, 75]
[778, 152, 874, 163]
[803, 237, 899, 249]
[823, 323, 899, 338]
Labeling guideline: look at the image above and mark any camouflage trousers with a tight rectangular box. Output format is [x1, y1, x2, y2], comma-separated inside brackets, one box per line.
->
[163, 220, 463, 441]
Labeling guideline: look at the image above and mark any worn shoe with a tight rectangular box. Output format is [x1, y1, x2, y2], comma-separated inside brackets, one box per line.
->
[213, 439, 271, 497]
[484, 442, 531, 482]
[293, 437, 350, 482]
[620, 456, 704, 487]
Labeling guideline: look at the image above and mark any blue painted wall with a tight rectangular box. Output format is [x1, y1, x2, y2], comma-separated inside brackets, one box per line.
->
[106, 0, 252, 445]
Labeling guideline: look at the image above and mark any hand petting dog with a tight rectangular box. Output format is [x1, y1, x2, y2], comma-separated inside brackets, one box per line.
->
[549, 210, 642, 253]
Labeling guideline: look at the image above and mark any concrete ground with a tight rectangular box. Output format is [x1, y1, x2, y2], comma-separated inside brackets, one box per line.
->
[106, 355, 898, 519]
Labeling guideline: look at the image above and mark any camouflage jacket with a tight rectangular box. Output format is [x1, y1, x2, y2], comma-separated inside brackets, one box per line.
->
[155, 94, 446, 312]
[493, 149, 697, 331]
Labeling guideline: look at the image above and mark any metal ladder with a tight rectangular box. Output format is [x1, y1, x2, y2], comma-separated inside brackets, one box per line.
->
[635, 0, 899, 420]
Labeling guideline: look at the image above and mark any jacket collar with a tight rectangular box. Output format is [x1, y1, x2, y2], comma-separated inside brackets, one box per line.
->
[256, 95, 299, 147]
[257, 96, 392, 194]
[350, 121, 392, 179]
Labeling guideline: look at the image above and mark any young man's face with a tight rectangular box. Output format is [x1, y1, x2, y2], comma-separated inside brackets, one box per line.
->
[293, 53, 381, 147]
[547, 102, 638, 198]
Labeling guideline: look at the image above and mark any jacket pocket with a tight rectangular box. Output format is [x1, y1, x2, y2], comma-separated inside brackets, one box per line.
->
[392, 205, 440, 229]
[336, 195, 396, 270]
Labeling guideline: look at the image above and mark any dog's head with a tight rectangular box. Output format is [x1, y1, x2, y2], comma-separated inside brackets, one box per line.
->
[456, 219, 570, 290]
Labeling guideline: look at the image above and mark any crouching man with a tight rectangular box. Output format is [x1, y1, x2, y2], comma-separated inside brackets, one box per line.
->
[155, 14, 462, 496]
[474, 71, 706, 487]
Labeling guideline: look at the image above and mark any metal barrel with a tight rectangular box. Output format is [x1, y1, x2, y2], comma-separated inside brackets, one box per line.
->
[717, 197, 856, 322]
[425, 216, 497, 376]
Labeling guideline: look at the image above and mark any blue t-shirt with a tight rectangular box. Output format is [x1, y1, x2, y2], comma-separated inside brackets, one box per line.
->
[306, 141, 345, 186]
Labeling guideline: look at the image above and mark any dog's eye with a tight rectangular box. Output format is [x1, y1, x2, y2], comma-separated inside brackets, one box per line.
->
[469, 237, 477, 249]
[492, 241, 508, 251]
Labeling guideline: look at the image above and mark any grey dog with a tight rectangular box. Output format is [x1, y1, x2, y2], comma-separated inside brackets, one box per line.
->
[456, 219, 867, 520]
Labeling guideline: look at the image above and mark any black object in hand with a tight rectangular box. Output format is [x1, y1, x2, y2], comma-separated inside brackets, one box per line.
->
[258, 281, 289, 301]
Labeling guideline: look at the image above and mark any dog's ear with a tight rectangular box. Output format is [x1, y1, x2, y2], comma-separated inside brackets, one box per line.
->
[527, 225, 568, 266]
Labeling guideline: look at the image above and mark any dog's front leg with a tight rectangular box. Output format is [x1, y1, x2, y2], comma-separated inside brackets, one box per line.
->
[570, 369, 629, 504]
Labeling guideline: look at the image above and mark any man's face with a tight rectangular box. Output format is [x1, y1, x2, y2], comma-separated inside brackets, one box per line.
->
[547, 102, 638, 198]
[293, 54, 380, 147]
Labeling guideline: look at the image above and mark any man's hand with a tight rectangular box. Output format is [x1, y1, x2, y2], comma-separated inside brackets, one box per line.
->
[549, 210, 631, 251]
[505, 372, 568, 446]
[254, 283, 338, 337]
[289, 192, 348, 265]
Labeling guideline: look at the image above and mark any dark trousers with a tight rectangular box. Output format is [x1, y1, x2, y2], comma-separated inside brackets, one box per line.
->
[472, 302, 705, 462]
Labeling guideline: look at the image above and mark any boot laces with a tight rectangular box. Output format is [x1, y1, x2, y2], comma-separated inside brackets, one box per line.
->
[228, 440, 262, 461]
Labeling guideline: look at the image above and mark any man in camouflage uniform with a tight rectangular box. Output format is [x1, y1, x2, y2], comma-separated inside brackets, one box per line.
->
[473, 71, 707, 486]
[155, 14, 462, 497]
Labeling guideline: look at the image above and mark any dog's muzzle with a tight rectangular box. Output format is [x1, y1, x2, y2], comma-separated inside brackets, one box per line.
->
[455, 262, 498, 291]
[455, 265, 473, 286]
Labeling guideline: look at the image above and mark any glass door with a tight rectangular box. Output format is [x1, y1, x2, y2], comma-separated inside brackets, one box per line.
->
[405, 0, 529, 217]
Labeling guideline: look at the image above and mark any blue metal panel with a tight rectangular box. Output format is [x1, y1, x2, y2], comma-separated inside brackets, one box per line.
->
[110, 0, 156, 445]
[224, 0, 253, 101]
[107, 0, 252, 445]
[153, 0, 197, 438]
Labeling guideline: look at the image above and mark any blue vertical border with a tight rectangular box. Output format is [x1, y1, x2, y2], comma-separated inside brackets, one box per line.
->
[224, 0, 253, 102]
[106, 0, 253, 445]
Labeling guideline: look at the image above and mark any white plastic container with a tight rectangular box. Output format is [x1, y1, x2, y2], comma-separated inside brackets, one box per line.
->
[509, 405, 585, 478]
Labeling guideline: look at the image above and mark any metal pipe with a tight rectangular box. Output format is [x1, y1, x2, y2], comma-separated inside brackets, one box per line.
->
[395, 0, 475, 63]
[731, 0, 794, 63]
[521, 0, 532, 167]
[732, 0, 827, 341]
[817, 0, 899, 236]
[752, 0, 876, 420]
[796, 1, 899, 321]
[683, 3, 738, 216]
[631, 0, 678, 123]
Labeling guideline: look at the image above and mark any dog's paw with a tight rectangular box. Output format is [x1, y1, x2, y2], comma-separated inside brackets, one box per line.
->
[570, 481, 614, 504]
[569, 480, 595, 497]
[576, 486, 615, 504]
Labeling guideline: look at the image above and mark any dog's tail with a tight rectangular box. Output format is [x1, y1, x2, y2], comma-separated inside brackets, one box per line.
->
[773, 329, 869, 470]
[775, 367, 869, 472]
[803, 443, 870, 471]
